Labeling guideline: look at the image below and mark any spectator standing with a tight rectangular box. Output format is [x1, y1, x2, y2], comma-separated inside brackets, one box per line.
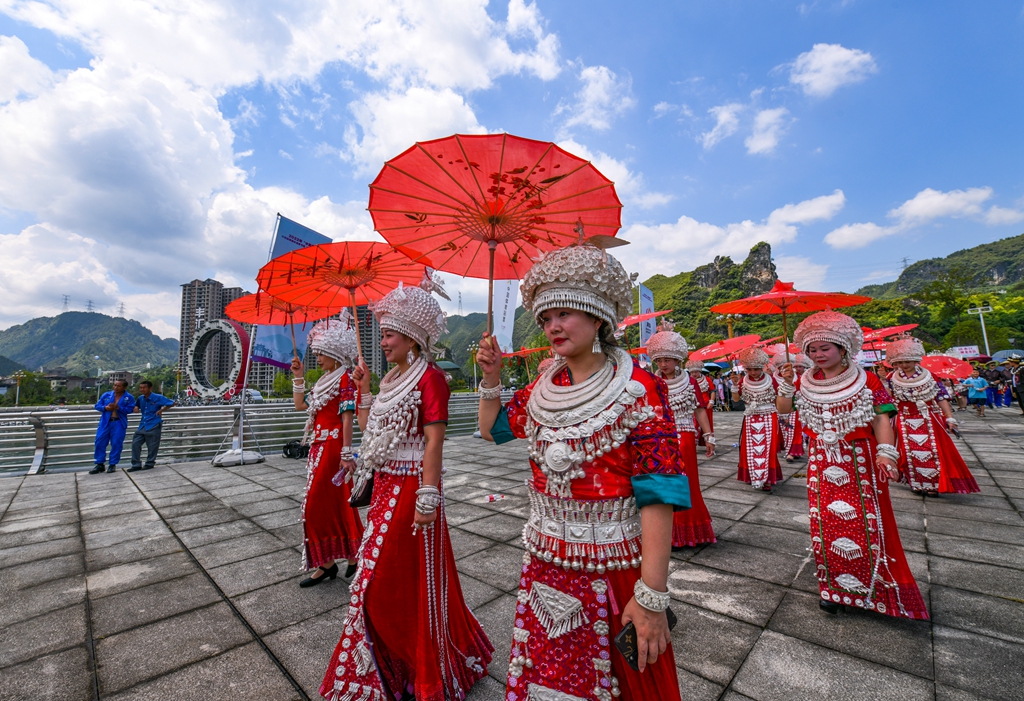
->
[128, 380, 175, 472]
[90, 380, 135, 473]
[981, 361, 1005, 408]
[1007, 356, 1024, 415]
[962, 370, 990, 417]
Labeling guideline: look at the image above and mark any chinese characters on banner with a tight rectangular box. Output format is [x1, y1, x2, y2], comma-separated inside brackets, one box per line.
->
[492, 280, 519, 354]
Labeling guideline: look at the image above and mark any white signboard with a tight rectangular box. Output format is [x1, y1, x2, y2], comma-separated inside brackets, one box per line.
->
[948, 345, 981, 359]
[637, 284, 655, 366]
[492, 280, 519, 354]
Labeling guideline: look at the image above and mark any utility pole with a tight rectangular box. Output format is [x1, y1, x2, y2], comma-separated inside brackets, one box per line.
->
[61, 295, 71, 313]
[900, 257, 911, 270]
[117, 302, 126, 317]
[458, 292, 463, 316]
[968, 305, 994, 356]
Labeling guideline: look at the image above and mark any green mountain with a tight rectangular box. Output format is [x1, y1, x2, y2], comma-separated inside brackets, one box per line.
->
[0, 312, 179, 377]
[856, 232, 1024, 298]
[441, 307, 536, 370]
[0, 355, 25, 375]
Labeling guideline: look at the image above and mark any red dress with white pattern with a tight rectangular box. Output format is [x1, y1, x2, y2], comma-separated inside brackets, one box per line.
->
[887, 369, 979, 494]
[320, 366, 493, 701]
[735, 375, 783, 489]
[499, 360, 685, 701]
[663, 373, 716, 547]
[797, 369, 928, 620]
[692, 373, 715, 448]
[302, 372, 364, 569]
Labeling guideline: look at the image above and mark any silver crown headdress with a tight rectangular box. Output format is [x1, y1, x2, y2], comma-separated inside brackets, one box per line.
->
[372, 276, 448, 358]
[885, 337, 925, 363]
[307, 311, 359, 366]
[646, 330, 689, 363]
[521, 245, 634, 329]
[737, 346, 770, 369]
[793, 310, 864, 358]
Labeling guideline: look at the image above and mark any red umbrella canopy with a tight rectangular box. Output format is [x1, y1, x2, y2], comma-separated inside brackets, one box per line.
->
[921, 355, 973, 380]
[256, 241, 427, 308]
[505, 346, 551, 358]
[763, 342, 800, 356]
[368, 133, 623, 280]
[224, 293, 342, 326]
[863, 324, 919, 342]
[710, 280, 872, 316]
[689, 334, 762, 362]
[618, 310, 671, 329]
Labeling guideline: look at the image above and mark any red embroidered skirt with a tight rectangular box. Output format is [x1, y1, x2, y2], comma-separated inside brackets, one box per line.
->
[736, 413, 783, 489]
[302, 439, 364, 569]
[673, 431, 716, 547]
[894, 404, 979, 494]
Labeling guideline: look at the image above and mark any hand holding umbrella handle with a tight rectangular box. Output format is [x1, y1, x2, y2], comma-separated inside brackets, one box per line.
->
[352, 357, 372, 396]
[476, 334, 503, 380]
[291, 357, 304, 376]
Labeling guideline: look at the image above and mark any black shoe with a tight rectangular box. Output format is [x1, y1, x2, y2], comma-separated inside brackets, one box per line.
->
[106, 465, 117, 473]
[126, 466, 142, 472]
[345, 562, 358, 578]
[89, 464, 105, 474]
[819, 600, 841, 614]
[141, 465, 155, 470]
[300, 563, 339, 588]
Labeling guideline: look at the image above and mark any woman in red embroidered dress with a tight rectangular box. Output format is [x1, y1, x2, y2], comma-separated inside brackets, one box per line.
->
[884, 338, 979, 496]
[686, 359, 716, 453]
[320, 281, 492, 701]
[291, 318, 365, 587]
[478, 246, 690, 701]
[647, 325, 717, 549]
[733, 347, 783, 491]
[777, 311, 928, 619]
[772, 351, 809, 463]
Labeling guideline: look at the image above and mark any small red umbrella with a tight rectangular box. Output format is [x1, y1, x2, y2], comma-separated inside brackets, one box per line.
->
[921, 355, 973, 380]
[763, 342, 800, 356]
[256, 241, 428, 356]
[863, 324, 919, 342]
[618, 310, 672, 330]
[368, 133, 623, 333]
[505, 345, 552, 358]
[710, 281, 872, 362]
[224, 293, 344, 359]
[689, 334, 762, 362]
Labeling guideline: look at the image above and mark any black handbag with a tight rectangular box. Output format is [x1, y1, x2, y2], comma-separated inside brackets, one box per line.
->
[349, 473, 374, 508]
[282, 440, 308, 459]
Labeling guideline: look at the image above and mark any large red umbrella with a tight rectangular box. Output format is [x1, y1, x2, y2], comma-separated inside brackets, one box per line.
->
[618, 310, 671, 330]
[224, 293, 344, 359]
[689, 334, 762, 362]
[921, 355, 973, 380]
[710, 280, 872, 361]
[863, 324, 919, 342]
[368, 133, 623, 332]
[256, 241, 428, 356]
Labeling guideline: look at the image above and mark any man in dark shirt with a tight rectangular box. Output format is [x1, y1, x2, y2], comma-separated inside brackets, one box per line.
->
[128, 380, 175, 471]
[1006, 356, 1024, 415]
[981, 362, 1005, 408]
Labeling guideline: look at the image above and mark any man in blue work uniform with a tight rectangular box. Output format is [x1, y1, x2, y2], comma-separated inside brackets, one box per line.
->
[128, 380, 175, 471]
[89, 380, 135, 473]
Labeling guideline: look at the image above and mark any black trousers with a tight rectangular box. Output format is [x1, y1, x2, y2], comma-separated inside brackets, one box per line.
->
[131, 425, 163, 468]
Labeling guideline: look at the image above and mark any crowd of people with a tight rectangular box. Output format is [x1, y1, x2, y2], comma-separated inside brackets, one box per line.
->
[278, 240, 1006, 701]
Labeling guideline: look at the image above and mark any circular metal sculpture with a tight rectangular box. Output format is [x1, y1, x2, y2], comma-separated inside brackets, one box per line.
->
[185, 319, 250, 400]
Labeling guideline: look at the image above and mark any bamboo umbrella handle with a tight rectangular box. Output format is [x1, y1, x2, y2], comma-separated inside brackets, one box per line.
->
[289, 312, 298, 360]
[487, 240, 497, 337]
[349, 288, 364, 358]
[782, 309, 791, 363]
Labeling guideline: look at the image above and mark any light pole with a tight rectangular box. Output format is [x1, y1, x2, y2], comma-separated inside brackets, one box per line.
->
[13, 371, 25, 407]
[467, 343, 479, 391]
[716, 313, 743, 339]
[968, 306, 994, 356]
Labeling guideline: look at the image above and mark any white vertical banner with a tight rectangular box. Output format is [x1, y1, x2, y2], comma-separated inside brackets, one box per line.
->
[492, 280, 519, 354]
[638, 284, 655, 365]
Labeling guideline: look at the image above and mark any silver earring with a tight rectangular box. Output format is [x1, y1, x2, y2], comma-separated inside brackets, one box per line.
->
[407, 350, 416, 365]
[592, 335, 602, 354]
[841, 355, 849, 367]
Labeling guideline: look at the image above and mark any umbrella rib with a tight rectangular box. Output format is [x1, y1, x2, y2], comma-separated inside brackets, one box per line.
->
[411, 142, 482, 204]
[370, 176, 470, 210]
[455, 135, 491, 208]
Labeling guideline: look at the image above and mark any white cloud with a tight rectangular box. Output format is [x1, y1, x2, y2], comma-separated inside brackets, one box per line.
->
[0, 35, 54, 103]
[825, 186, 1023, 249]
[342, 86, 487, 175]
[556, 65, 635, 134]
[616, 191, 845, 277]
[558, 139, 673, 210]
[788, 43, 877, 97]
[745, 107, 790, 155]
[774, 255, 829, 289]
[699, 103, 743, 150]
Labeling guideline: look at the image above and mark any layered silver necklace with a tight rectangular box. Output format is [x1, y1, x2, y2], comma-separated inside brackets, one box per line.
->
[795, 365, 874, 444]
[526, 347, 652, 498]
[303, 366, 347, 441]
[356, 355, 428, 478]
[889, 367, 938, 406]
[662, 371, 698, 427]
[741, 372, 777, 415]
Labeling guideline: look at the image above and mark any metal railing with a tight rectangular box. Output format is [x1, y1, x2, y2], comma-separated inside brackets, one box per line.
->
[0, 392, 510, 475]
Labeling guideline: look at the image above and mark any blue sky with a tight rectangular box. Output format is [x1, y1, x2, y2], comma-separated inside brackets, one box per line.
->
[1, 0, 1021, 339]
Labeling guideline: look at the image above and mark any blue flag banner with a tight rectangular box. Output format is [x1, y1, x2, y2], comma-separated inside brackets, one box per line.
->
[638, 284, 655, 366]
[251, 214, 332, 369]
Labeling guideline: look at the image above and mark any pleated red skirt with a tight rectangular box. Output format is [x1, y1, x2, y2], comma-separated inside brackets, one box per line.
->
[673, 432, 716, 547]
[302, 439, 364, 569]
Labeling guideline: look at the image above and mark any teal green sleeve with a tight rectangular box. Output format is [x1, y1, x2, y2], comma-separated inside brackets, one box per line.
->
[489, 406, 517, 445]
[631, 473, 691, 512]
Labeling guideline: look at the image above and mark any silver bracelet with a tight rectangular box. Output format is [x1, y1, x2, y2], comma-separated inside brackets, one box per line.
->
[340, 447, 354, 460]
[633, 578, 671, 612]
[292, 379, 306, 392]
[777, 380, 795, 398]
[478, 382, 503, 401]
[415, 485, 443, 514]
[358, 393, 374, 409]
[875, 442, 899, 463]
[703, 433, 717, 445]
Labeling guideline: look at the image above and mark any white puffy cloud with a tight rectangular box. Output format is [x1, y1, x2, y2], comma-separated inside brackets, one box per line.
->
[824, 186, 1024, 249]
[0, 35, 54, 103]
[558, 139, 673, 210]
[555, 65, 635, 133]
[616, 191, 845, 277]
[342, 86, 487, 175]
[788, 43, 877, 97]
[773, 255, 829, 289]
[699, 103, 743, 150]
[745, 107, 790, 155]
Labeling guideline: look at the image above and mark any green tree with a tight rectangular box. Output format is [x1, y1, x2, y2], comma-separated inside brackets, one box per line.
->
[273, 371, 293, 397]
[913, 266, 975, 322]
[942, 320, 1019, 352]
[1, 371, 53, 406]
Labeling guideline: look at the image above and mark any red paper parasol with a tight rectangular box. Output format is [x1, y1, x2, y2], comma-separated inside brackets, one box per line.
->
[921, 355, 973, 380]
[505, 346, 551, 358]
[256, 241, 428, 356]
[368, 133, 623, 333]
[710, 281, 871, 361]
[225, 293, 343, 359]
[862, 324, 919, 342]
[618, 310, 671, 330]
[763, 342, 800, 356]
[689, 334, 762, 362]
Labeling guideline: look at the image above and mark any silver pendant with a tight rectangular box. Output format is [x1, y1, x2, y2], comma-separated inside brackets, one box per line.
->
[544, 441, 574, 474]
[821, 429, 838, 444]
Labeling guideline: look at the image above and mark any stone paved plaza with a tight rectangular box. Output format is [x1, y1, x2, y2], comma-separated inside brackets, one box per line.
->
[1, 409, 1023, 701]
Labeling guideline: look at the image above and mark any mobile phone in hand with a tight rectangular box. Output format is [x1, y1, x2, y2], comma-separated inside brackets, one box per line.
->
[613, 607, 677, 671]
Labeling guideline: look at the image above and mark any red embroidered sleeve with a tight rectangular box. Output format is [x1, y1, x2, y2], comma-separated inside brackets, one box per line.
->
[629, 371, 684, 477]
[420, 366, 451, 424]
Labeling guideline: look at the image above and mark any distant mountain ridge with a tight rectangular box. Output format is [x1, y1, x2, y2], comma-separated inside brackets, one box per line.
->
[0, 312, 179, 377]
[856, 232, 1024, 298]
[0, 355, 24, 375]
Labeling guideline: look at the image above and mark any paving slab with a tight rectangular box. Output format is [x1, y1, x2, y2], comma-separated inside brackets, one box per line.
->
[933, 625, 1024, 701]
[0, 645, 93, 701]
